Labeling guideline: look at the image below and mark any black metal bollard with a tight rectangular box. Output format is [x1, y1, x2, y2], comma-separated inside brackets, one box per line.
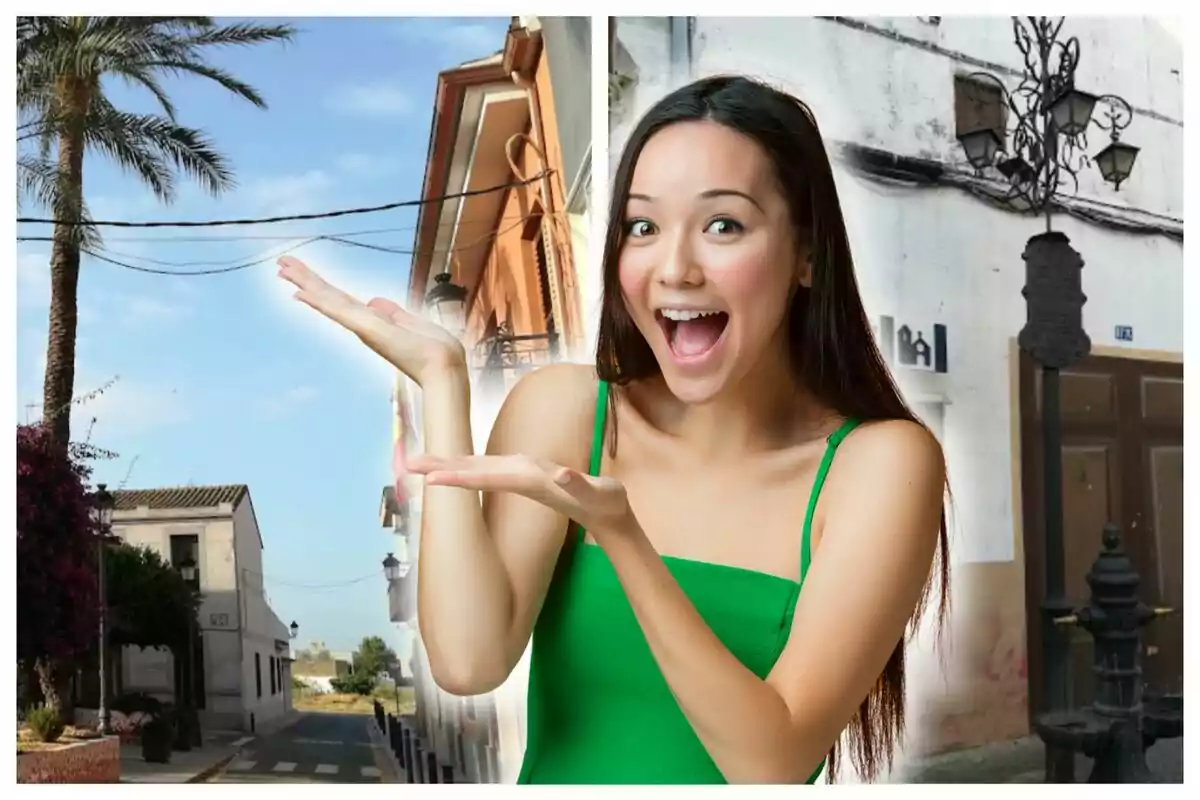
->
[426, 750, 439, 783]
[441, 764, 454, 783]
[402, 727, 415, 783]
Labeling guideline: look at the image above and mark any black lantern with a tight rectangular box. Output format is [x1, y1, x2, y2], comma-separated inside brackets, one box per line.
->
[91, 483, 114, 528]
[383, 552, 401, 581]
[1048, 86, 1098, 137]
[1093, 139, 1139, 191]
[957, 127, 1003, 170]
[289, 621, 299, 639]
[424, 271, 468, 335]
[177, 554, 197, 584]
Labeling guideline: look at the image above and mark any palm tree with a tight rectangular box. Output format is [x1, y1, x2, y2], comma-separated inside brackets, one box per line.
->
[17, 17, 295, 445]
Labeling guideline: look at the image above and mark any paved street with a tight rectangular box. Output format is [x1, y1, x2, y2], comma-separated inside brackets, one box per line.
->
[212, 713, 385, 784]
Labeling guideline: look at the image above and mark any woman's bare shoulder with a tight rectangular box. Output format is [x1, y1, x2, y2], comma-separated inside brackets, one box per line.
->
[487, 362, 601, 465]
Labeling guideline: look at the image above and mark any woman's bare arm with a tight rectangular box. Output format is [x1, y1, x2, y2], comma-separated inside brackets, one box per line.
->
[417, 362, 596, 695]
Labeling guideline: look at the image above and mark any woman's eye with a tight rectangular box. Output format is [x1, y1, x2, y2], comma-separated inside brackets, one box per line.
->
[625, 219, 657, 237]
[705, 217, 743, 236]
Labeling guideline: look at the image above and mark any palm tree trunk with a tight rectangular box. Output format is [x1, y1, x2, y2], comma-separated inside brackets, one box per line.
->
[42, 84, 88, 445]
[34, 656, 73, 720]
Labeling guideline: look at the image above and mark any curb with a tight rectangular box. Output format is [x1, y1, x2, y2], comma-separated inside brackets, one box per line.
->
[186, 750, 242, 784]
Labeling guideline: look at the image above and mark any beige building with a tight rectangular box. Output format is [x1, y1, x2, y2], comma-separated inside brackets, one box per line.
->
[111, 485, 294, 733]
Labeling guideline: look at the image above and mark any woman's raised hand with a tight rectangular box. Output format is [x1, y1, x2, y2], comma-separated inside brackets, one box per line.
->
[277, 256, 467, 386]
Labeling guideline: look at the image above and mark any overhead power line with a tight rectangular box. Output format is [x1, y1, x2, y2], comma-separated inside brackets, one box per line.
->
[76, 213, 538, 277]
[17, 171, 551, 228]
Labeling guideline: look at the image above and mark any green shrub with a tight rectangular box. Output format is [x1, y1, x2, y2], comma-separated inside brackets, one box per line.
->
[329, 671, 376, 696]
[26, 705, 64, 743]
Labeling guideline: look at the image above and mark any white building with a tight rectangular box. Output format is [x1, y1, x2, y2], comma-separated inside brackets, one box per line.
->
[111, 485, 295, 733]
[608, 16, 1183, 767]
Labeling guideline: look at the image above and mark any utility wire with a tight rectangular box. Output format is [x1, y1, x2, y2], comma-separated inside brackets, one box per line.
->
[14, 212, 564, 244]
[78, 214, 536, 277]
[17, 171, 551, 229]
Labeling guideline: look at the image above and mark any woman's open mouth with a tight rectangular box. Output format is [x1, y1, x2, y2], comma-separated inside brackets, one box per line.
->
[656, 308, 730, 363]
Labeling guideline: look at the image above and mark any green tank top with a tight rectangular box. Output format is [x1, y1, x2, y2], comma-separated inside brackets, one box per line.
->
[516, 379, 859, 784]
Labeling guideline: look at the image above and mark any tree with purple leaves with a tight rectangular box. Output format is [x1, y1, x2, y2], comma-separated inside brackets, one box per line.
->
[16, 423, 102, 717]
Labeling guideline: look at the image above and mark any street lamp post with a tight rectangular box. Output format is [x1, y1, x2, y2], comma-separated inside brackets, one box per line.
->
[955, 17, 1139, 783]
[90, 484, 115, 736]
[382, 554, 411, 718]
[177, 555, 202, 747]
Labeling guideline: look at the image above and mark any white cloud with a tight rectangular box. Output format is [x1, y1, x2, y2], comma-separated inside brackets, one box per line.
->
[324, 82, 413, 118]
[17, 250, 51, 309]
[393, 19, 505, 55]
[72, 377, 191, 440]
[336, 152, 400, 178]
[245, 170, 336, 213]
[256, 385, 319, 418]
[121, 293, 188, 326]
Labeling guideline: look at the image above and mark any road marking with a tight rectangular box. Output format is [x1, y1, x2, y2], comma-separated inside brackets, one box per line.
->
[230, 736, 255, 748]
[315, 764, 339, 775]
[273, 762, 298, 773]
[293, 737, 348, 746]
[228, 760, 256, 771]
[361, 766, 382, 779]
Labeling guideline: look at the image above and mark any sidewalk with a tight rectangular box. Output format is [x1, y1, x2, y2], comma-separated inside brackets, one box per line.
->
[120, 730, 247, 784]
[895, 734, 1184, 783]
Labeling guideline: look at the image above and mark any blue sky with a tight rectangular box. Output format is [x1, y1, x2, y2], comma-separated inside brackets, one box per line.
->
[16, 16, 512, 656]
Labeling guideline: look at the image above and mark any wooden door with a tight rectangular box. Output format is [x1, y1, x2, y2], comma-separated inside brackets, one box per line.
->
[1019, 350, 1183, 717]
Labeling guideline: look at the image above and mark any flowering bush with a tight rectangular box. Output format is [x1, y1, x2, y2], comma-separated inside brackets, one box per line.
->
[16, 423, 102, 709]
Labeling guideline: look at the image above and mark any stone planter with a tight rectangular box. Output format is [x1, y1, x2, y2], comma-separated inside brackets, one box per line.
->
[17, 736, 120, 783]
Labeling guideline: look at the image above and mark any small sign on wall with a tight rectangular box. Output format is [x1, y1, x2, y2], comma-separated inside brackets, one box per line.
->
[1115, 325, 1134, 342]
[209, 612, 231, 628]
[874, 315, 949, 374]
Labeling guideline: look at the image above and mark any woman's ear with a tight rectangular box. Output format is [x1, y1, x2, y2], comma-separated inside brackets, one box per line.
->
[795, 243, 814, 289]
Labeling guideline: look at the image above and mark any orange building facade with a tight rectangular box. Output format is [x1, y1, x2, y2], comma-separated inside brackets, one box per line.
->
[384, 17, 592, 784]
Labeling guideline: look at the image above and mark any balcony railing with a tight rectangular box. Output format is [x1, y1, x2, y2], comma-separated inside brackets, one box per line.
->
[472, 325, 560, 392]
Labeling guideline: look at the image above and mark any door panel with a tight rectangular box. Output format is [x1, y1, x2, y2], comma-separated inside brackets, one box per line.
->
[1019, 351, 1183, 718]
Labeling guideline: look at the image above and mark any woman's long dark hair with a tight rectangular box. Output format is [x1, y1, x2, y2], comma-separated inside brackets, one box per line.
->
[595, 75, 951, 782]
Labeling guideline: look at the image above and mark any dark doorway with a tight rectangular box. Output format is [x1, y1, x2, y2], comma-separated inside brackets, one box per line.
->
[1019, 350, 1183, 719]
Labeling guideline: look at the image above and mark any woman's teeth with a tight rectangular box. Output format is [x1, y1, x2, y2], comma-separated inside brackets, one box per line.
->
[659, 309, 722, 322]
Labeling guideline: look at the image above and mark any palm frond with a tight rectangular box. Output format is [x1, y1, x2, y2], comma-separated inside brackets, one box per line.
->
[85, 100, 234, 197]
[82, 100, 176, 202]
[17, 153, 59, 211]
[179, 22, 296, 49]
[142, 58, 268, 107]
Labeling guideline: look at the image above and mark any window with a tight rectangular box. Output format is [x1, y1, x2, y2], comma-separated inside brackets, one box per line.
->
[169, 534, 201, 591]
[270, 656, 278, 695]
[953, 75, 1006, 141]
[255, 653, 262, 698]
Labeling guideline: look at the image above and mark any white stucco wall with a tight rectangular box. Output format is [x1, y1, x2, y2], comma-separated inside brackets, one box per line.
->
[606, 16, 1183, 764]
[112, 499, 292, 732]
[231, 499, 291, 731]
[610, 15, 1184, 565]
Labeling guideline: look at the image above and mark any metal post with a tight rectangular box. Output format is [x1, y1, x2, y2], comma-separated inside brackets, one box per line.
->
[1039, 366, 1076, 782]
[97, 537, 110, 736]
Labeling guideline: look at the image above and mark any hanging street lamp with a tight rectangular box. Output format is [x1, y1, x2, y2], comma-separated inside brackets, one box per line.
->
[424, 271, 468, 337]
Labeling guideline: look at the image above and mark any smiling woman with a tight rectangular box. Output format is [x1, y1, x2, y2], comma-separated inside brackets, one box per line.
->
[279, 74, 948, 786]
